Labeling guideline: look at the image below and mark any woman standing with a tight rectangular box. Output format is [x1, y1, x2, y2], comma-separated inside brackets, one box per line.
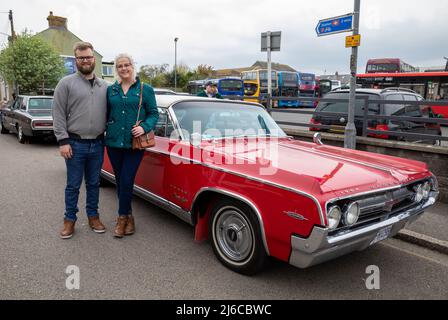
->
[106, 53, 158, 238]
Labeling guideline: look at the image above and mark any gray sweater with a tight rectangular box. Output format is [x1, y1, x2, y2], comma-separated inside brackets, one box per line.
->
[52, 72, 108, 145]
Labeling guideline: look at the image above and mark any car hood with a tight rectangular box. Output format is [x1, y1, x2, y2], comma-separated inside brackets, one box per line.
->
[203, 138, 429, 198]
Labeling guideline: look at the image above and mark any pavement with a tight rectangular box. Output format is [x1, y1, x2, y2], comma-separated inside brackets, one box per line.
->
[396, 201, 448, 254]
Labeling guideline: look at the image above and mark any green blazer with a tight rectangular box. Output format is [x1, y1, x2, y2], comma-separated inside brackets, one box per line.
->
[105, 78, 159, 149]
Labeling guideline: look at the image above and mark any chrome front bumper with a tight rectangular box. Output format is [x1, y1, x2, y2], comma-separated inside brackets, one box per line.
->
[289, 194, 438, 269]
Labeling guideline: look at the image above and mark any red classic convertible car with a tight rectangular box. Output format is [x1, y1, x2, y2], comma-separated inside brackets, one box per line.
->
[101, 95, 439, 275]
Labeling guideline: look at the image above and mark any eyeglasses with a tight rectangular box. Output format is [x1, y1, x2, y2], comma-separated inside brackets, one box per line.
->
[76, 56, 94, 61]
[117, 63, 132, 69]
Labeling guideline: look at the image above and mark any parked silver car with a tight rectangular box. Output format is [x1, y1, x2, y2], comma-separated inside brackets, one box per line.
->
[0, 95, 54, 143]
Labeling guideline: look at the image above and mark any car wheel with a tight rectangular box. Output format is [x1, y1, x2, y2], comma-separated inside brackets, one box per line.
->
[17, 125, 27, 144]
[0, 119, 9, 134]
[209, 198, 267, 275]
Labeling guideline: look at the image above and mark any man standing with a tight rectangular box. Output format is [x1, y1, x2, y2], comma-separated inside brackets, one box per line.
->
[53, 42, 108, 239]
[196, 81, 223, 99]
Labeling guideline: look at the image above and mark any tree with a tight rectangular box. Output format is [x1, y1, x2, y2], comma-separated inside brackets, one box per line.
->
[138, 64, 169, 87]
[0, 31, 65, 95]
[195, 64, 214, 79]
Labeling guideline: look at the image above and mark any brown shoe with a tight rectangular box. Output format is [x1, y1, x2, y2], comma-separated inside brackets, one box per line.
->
[124, 215, 135, 235]
[114, 216, 128, 238]
[60, 220, 75, 239]
[88, 216, 106, 233]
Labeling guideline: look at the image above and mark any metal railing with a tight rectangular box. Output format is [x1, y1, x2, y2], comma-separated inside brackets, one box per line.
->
[253, 95, 448, 144]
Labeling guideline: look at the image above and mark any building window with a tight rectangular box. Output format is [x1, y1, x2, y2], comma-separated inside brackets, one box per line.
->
[102, 65, 113, 77]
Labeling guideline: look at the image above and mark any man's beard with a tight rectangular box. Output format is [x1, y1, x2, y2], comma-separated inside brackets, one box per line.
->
[77, 62, 95, 75]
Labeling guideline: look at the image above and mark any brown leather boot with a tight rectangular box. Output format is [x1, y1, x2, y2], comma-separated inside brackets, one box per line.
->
[60, 220, 75, 239]
[88, 216, 106, 233]
[114, 216, 128, 238]
[124, 215, 135, 235]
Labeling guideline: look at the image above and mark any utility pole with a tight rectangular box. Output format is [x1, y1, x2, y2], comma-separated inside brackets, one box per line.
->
[8, 10, 16, 42]
[174, 37, 178, 92]
[344, 0, 360, 150]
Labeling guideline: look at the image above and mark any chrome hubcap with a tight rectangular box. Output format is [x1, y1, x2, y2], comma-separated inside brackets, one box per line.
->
[215, 208, 253, 262]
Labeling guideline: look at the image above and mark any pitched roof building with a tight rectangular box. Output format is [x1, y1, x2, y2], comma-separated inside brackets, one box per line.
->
[212, 61, 297, 78]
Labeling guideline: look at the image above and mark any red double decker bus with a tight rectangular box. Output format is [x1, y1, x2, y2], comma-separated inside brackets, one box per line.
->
[366, 58, 419, 74]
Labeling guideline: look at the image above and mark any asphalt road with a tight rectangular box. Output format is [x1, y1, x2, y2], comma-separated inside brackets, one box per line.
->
[0, 132, 447, 300]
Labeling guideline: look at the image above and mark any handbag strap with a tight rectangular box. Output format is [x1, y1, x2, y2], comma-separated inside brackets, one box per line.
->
[135, 82, 144, 126]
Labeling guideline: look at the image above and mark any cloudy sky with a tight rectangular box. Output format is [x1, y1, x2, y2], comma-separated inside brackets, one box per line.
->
[1, 0, 447, 75]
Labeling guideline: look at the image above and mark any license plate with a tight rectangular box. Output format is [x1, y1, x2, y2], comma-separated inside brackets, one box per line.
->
[370, 225, 393, 246]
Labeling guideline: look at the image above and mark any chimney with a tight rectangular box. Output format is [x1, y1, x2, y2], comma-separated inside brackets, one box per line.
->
[47, 11, 67, 29]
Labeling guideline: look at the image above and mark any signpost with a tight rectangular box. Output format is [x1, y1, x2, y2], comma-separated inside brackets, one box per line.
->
[261, 31, 281, 110]
[316, 0, 360, 150]
[345, 34, 361, 48]
[315, 13, 353, 37]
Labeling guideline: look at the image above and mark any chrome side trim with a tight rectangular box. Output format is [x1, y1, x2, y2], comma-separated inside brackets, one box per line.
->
[101, 169, 192, 225]
[144, 148, 325, 225]
[192, 187, 270, 256]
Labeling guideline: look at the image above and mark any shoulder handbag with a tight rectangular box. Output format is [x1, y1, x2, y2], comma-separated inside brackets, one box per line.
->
[132, 82, 156, 150]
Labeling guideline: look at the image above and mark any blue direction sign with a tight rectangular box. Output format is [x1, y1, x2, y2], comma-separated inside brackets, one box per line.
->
[316, 13, 353, 37]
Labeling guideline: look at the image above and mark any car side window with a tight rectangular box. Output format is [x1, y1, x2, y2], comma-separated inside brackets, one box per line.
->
[403, 94, 417, 101]
[154, 108, 167, 137]
[153, 108, 177, 138]
[384, 94, 404, 115]
[20, 99, 27, 110]
[12, 99, 20, 110]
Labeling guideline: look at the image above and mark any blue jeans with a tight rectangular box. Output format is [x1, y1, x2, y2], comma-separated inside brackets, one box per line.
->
[64, 139, 105, 221]
[106, 147, 144, 216]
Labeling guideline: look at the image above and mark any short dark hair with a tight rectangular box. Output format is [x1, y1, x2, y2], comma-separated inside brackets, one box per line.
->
[73, 42, 94, 55]
[205, 81, 216, 87]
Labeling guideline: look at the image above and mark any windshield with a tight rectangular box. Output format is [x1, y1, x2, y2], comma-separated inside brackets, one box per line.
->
[281, 73, 297, 82]
[172, 101, 287, 139]
[244, 83, 258, 96]
[29, 98, 53, 110]
[300, 74, 315, 81]
[220, 80, 243, 91]
[367, 63, 399, 73]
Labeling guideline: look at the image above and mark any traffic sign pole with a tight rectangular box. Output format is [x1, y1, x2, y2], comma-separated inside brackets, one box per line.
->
[344, 0, 360, 150]
[267, 31, 272, 108]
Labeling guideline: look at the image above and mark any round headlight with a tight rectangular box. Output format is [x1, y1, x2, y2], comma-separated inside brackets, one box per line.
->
[422, 182, 431, 199]
[414, 184, 424, 203]
[343, 202, 360, 226]
[327, 206, 342, 230]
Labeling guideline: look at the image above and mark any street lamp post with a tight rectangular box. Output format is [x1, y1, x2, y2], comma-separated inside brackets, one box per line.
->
[444, 57, 448, 72]
[174, 37, 178, 92]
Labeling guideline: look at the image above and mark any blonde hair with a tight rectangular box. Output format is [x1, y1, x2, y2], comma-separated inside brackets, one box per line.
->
[114, 53, 136, 82]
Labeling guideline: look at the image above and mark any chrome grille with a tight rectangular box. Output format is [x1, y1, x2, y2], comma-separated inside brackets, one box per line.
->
[328, 182, 422, 235]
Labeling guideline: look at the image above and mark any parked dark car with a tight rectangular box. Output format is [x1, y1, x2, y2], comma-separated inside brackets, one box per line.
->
[0, 95, 54, 143]
[310, 88, 441, 143]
